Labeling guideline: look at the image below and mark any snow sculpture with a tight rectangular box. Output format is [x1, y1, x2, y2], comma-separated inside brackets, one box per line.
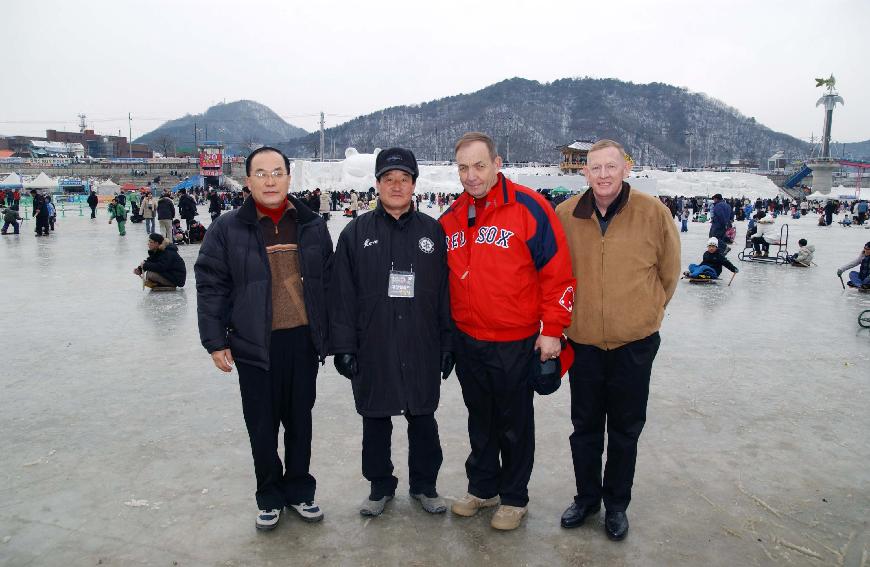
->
[341, 147, 380, 188]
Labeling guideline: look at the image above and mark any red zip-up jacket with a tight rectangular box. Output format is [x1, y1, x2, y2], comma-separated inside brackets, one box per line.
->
[439, 174, 576, 342]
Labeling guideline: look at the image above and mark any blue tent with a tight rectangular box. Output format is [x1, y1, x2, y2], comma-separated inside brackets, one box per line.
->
[171, 175, 204, 192]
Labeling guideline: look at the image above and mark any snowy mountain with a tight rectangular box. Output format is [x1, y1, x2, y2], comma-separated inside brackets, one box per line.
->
[282, 77, 811, 166]
[135, 100, 307, 156]
[840, 140, 870, 161]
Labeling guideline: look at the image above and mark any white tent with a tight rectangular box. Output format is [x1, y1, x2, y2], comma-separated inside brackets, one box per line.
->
[807, 191, 832, 201]
[96, 179, 121, 196]
[0, 172, 23, 188]
[24, 172, 57, 190]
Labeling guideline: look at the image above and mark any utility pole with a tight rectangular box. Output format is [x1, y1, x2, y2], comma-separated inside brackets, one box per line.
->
[78, 114, 87, 133]
[684, 131, 694, 168]
[194, 121, 197, 150]
[128, 112, 133, 158]
[506, 135, 511, 164]
[319, 112, 325, 162]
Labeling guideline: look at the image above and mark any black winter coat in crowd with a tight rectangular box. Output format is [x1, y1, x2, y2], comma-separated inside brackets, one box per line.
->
[178, 194, 197, 219]
[143, 243, 187, 287]
[208, 194, 222, 214]
[157, 196, 175, 220]
[86, 192, 98, 208]
[194, 195, 333, 370]
[700, 250, 738, 276]
[329, 203, 452, 418]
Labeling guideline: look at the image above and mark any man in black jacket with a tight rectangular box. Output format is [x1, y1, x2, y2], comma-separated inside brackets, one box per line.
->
[207, 190, 222, 221]
[177, 189, 198, 231]
[330, 147, 453, 517]
[195, 147, 333, 531]
[87, 190, 99, 219]
[134, 232, 186, 288]
[156, 190, 175, 239]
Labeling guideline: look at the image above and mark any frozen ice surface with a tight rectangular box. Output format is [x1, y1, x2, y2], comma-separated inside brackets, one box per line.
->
[1, 203, 868, 566]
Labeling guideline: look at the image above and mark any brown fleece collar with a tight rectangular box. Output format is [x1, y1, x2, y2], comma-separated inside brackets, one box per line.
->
[573, 182, 631, 219]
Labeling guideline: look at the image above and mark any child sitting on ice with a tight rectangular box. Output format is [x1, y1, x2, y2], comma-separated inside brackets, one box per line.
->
[787, 238, 815, 267]
[684, 237, 739, 279]
[171, 219, 188, 245]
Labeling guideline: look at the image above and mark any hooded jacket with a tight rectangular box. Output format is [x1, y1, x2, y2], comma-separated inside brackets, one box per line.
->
[793, 244, 815, 267]
[142, 241, 187, 287]
[194, 195, 332, 369]
[555, 184, 681, 350]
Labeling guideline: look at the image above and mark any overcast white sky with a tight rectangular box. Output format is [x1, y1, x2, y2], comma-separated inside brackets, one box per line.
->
[3, 0, 868, 145]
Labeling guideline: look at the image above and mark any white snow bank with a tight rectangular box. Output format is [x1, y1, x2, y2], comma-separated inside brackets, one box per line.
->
[289, 148, 784, 200]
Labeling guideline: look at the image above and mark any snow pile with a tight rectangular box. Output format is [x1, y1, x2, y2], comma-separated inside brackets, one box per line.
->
[287, 148, 784, 200]
[642, 169, 780, 199]
[291, 148, 465, 194]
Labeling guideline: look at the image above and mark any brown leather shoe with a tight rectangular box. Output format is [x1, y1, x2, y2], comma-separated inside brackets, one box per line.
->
[490, 505, 527, 530]
[451, 493, 499, 517]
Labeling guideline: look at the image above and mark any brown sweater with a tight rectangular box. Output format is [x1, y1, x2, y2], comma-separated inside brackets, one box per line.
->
[555, 184, 681, 350]
[257, 205, 308, 331]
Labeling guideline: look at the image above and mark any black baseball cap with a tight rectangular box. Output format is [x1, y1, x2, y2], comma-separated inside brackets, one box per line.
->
[375, 147, 418, 181]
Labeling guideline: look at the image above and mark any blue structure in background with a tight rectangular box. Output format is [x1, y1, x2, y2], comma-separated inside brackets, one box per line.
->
[171, 175, 204, 192]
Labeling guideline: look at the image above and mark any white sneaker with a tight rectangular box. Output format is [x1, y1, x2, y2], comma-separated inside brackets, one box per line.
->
[289, 500, 324, 523]
[256, 508, 281, 530]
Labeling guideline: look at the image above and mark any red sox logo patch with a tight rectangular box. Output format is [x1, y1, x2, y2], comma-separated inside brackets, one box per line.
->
[559, 286, 575, 312]
[445, 231, 467, 251]
[474, 226, 514, 249]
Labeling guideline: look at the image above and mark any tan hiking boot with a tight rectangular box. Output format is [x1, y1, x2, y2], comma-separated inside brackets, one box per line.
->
[490, 505, 527, 530]
[451, 493, 499, 517]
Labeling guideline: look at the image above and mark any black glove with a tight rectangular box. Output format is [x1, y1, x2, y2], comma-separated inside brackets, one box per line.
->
[334, 353, 357, 379]
[733, 267, 739, 273]
[440, 352, 455, 381]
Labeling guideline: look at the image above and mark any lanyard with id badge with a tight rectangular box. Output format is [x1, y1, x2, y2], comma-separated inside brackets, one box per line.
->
[388, 262, 415, 298]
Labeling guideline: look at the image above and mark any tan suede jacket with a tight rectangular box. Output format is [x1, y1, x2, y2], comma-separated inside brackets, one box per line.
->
[555, 184, 681, 350]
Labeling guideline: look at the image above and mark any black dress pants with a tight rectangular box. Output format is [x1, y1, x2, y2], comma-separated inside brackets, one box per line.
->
[236, 326, 318, 510]
[362, 413, 442, 499]
[568, 332, 660, 512]
[455, 331, 536, 507]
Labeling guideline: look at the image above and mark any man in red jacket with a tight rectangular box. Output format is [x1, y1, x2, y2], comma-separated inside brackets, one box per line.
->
[440, 132, 576, 530]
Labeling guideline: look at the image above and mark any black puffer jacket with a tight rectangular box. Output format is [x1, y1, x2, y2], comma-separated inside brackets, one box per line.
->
[157, 196, 175, 220]
[195, 195, 332, 369]
[178, 194, 197, 219]
[142, 242, 187, 287]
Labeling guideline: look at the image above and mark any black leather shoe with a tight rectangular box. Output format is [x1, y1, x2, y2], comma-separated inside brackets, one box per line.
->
[560, 502, 600, 529]
[605, 510, 629, 541]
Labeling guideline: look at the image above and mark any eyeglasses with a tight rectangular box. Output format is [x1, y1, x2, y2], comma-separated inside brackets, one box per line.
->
[253, 170, 288, 180]
[586, 163, 621, 177]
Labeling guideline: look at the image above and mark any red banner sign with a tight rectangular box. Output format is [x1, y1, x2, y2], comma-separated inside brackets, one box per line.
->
[199, 149, 222, 169]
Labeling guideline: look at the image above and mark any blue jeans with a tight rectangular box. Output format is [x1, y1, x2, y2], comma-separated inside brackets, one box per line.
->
[2, 220, 19, 234]
[849, 271, 870, 287]
[144, 218, 154, 233]
[687, 264, 718, 278]
[680, 219, 688, 232]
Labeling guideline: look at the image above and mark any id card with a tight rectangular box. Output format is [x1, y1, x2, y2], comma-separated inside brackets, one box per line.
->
[388, 270, 415, 298]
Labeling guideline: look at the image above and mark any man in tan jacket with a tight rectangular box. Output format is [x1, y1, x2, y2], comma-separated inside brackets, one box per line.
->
[554, 139, 680, 542]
